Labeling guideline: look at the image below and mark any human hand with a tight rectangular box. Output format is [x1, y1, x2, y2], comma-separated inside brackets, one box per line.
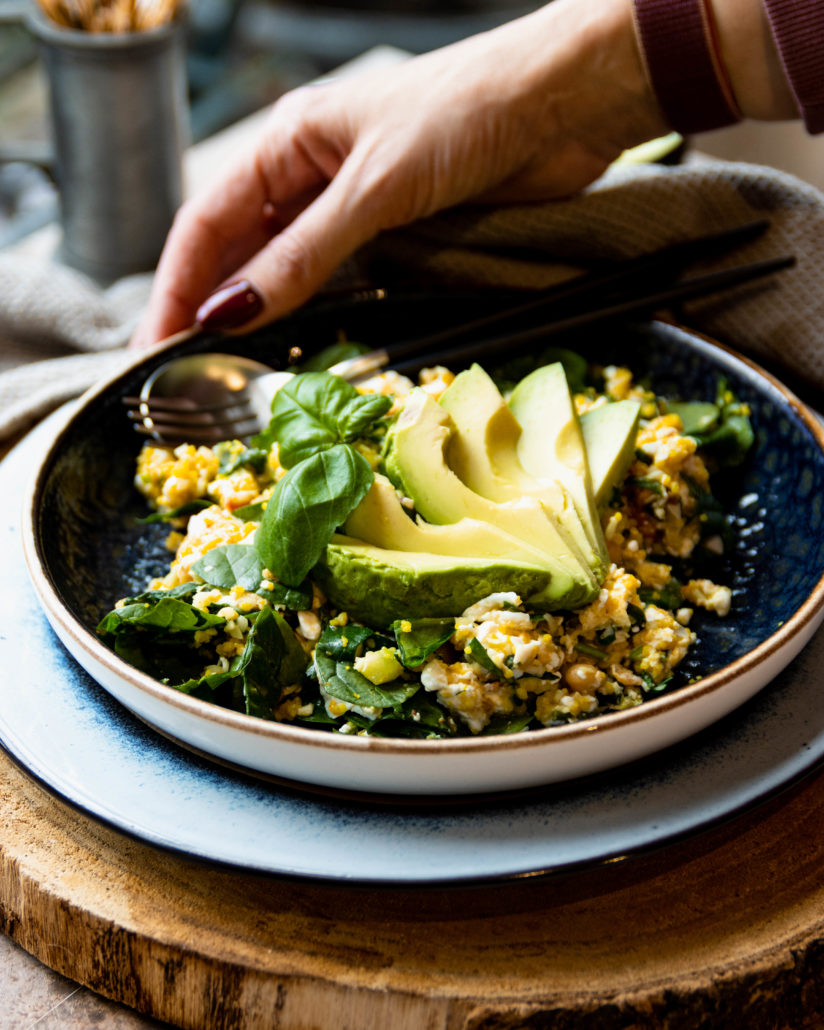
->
[131, 0, 668, 349]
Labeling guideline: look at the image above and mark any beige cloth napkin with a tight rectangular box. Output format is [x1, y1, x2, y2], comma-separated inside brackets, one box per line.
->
[0, 257, 150, 440]
[1, 154, 823, 443]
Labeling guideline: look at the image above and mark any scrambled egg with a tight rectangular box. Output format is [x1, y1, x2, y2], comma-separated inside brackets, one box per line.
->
[125, 363, 736, 735]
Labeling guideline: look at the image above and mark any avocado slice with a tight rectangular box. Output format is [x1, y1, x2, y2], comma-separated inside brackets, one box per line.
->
[315, 535, 561, 626]
[438, 364, 604, 577]
[346, 473, 562, 569]
[508, 363, 608, 573]
[580, 400, 642, 508]
[383, 389, 597, 608]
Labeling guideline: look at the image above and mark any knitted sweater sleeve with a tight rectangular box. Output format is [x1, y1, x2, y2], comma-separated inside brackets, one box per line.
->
[763, 0, 824, 133]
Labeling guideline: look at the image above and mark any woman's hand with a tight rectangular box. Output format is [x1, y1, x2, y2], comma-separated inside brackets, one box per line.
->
[132, 0, 670, 348]
[131, 0, 800, 349]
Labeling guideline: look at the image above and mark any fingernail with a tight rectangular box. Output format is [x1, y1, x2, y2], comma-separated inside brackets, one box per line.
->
[196, 280, 263, 332]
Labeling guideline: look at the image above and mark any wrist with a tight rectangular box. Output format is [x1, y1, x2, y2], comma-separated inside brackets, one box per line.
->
[708, 0, 798, 121]
[526, 0, 671, 158]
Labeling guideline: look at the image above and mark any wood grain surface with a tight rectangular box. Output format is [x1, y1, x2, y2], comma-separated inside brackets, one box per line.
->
[3, 743, 824, 1030]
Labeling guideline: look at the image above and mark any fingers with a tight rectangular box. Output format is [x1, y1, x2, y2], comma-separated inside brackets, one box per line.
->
[194, 154, 390, 334]
[131, 96, 339, 348]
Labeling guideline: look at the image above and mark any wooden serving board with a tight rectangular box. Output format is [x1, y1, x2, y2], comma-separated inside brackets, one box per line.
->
[3, 744, 824, 1029]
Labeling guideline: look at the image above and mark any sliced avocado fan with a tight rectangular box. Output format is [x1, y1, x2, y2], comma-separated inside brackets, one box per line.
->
[319, 364, 642, 626]
[508, 363, 610, 574]
[382, 389, 598, 609]
[439, 363, 607, 579]
[579, 400, 642, 508]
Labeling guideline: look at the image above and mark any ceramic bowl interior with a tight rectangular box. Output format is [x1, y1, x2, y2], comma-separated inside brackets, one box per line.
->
[25, 290, 824, 793]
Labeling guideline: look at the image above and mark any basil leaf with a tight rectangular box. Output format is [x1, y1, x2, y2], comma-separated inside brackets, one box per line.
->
[393, 617, 455, 667]
[256, 443, 373, 586]
[267, 372, 392, 468]
[191, 543, 264, 592]
[233, 501, 267, 522]
[268, 372, 359, 468]
[336, 392, 393, 440]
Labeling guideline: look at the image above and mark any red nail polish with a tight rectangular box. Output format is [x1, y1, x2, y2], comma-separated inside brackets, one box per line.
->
[196, 280, 263, 332]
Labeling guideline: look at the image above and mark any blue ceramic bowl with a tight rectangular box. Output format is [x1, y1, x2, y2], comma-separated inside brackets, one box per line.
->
[22, 292, 824, 795]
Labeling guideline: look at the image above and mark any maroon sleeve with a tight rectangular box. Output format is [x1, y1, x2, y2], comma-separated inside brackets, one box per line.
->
[632, 0, 741, 134]
[763, 0, 824, 134]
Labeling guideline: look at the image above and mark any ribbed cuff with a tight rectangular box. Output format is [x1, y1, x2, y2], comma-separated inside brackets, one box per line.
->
[632, 0, 741, 134]
[763, 0, 824, 134]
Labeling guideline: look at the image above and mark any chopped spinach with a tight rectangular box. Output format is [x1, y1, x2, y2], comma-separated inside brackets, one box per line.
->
[392, 617, 455, 667]
[316, 621, 391, 662]
[639, 578, 684, 610]
[465, 637, 500, 673]
[314, 650, 416, 713]
[214, 441, 269, 475]
[233, 605, 308, 719]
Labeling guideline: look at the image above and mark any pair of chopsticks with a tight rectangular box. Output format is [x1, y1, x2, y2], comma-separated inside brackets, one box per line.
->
[333, 220, 792, 381]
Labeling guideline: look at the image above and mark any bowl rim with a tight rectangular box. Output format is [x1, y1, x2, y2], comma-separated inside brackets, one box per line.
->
[22, 318, 824, 759]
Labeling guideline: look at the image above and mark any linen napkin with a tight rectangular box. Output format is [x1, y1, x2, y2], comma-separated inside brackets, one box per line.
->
[362, 155, 824, 403]
[1, 153, 823, 444]
[0, 256, 150, 440]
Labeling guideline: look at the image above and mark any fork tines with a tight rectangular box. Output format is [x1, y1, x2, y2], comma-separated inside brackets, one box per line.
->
[125, 392, 262, 444]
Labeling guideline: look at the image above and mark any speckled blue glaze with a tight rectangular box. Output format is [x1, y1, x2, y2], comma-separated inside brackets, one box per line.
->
[5, 307, 824, 883]
[578, 320, 824, 679]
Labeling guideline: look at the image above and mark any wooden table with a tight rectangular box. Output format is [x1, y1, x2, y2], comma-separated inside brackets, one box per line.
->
[4, 736, 824, 1029]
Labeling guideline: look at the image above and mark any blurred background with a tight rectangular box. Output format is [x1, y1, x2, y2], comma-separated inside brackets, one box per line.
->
[1, 0, 822, 251]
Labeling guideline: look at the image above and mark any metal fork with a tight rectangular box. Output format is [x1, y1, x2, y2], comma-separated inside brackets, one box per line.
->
[123, 349, 392, 445]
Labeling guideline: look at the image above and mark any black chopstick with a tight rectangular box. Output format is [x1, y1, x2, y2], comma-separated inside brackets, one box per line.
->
[367, 219, 772, 366]
[388, 253, 795, 377]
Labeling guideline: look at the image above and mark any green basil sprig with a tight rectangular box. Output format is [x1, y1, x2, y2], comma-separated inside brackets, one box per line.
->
[257, 443, 373, 586]
[268, 371, 392, 469]
[251, 371, 394, 587]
